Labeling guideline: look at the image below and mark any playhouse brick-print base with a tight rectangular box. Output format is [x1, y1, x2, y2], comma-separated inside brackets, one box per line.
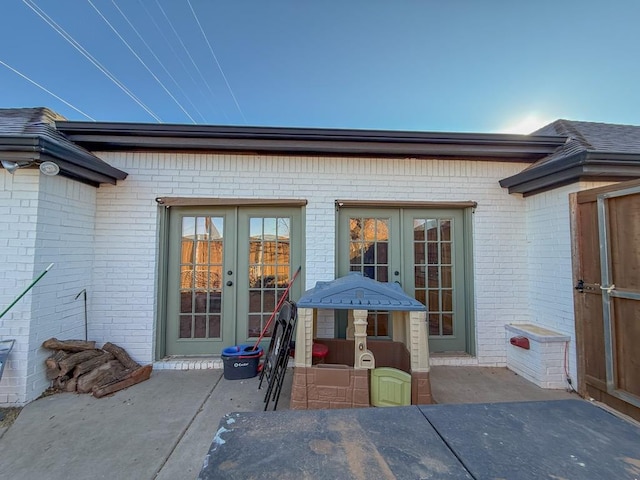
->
[291, 367, 432, 410]
[411, 371, 433, 405]
[291, 367, 370, 410]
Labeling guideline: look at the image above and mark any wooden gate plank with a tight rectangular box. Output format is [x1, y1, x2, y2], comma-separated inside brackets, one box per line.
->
[574, 180, 640, 422]
[575, 200, 607, 388]
[609, 194, 640, 291]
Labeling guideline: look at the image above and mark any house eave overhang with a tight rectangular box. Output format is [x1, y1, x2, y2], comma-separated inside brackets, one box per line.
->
[499, 151, 640, 196]
[0, 135, 128, 186]
[56, 122, 566, 162]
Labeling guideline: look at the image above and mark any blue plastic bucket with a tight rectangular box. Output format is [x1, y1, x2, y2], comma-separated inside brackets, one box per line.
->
[221, 344, 263, 380]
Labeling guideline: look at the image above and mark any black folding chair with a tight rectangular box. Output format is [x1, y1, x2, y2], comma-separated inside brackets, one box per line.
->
[259, 301, 297, 411]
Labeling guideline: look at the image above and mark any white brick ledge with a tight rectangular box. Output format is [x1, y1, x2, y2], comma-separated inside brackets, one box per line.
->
[429, 354, 479, 366]
[153, 356, 223, 370]
[505, 323, 570, 343]
[505, 323, 570, 389]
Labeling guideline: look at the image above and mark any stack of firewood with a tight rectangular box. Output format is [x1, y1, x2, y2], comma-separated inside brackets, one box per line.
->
[43, 338, 152, 398]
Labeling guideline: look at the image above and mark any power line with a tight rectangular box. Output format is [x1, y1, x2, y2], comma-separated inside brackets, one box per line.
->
[187, 0, 247, 124]
[0, 59, 96, 121]
[87, 0, 197, 124]
[138, 0, 217, 119]
[154, 0, 230, 122]
[111, 0, 208, 123]
[22, 0, 162, 122]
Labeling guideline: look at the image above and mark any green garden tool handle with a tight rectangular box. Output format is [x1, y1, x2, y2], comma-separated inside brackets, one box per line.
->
[0, 263, 54, 320]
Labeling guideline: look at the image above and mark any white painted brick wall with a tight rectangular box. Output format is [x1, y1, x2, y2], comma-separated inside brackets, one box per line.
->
[28, 175, 97, 402]
[0, 171, 96, 405]
[524, 181, 613, 389]
[92, 151, 531, 367]
[0, 150, 617, 404]
[0, 170, 39, 405]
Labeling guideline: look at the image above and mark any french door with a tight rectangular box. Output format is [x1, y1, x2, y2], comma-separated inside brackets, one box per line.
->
[165, 206, 302, 355]
[337, 207, 469, 353]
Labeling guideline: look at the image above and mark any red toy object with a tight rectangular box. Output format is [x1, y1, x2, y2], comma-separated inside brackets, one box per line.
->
[312, 343, 329, 363]
[288, 342, 329, 362]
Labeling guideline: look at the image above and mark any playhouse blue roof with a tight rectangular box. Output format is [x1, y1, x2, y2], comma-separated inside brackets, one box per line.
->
[297, 273, 426, 311]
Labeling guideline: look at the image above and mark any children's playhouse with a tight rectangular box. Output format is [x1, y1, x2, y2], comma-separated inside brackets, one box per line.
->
[290, 273, 433, 409]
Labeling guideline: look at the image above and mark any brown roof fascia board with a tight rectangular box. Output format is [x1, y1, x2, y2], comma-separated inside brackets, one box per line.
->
[56, 122, 565, 162]
[0, 134, 127, 186]
[500, 151, 640, 196]
[502, 165, 586, 196]
[500, 152, 587, 188]
[39, 137, 128, 181]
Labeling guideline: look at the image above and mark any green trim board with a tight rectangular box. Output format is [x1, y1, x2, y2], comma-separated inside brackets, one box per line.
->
[154, 206, 169, 360]
[158, 204, 304, 357]
[335, 205, 474, 354]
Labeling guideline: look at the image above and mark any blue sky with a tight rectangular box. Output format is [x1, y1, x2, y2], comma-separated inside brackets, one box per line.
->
[1, 1, 639, 133]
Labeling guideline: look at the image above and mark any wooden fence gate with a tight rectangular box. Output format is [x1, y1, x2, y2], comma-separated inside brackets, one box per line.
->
[573, 179, 640, 422]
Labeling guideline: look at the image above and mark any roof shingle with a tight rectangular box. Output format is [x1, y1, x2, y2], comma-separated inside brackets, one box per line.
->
[533, 119, 640, 154]
[501, 119, 640, 195]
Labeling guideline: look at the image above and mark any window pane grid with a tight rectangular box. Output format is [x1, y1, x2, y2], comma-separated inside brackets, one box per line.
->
[413, 218, 455, 337]
[349, 216, 391, 338]
[248, 216, 291, 338]
[179, 216, 223, 339]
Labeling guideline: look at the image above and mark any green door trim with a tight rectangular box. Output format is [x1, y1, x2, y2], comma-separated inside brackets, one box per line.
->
[463, 207, 476, 356]
[235, 206, 305, 349]
[166, 207, 237, 355]
[334, 204, 475, 355]
[155, 205, 169, 360]
[335, 208, 402, 339]
[401, 208, 466, 352]
[156, 204, 305, 358]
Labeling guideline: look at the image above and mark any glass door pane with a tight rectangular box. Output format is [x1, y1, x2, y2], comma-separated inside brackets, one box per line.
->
[348, 217, 390, 281]
[349, 216, 390, 336]
[167, 207, 235, 356]
[179, 216, 224, 339]
[236, 207, 303, 348]
[405, 209, 466, 352]
[338, 209, 401, 339]
[413, 218, 454, 337]
[247, 216, 291, 338]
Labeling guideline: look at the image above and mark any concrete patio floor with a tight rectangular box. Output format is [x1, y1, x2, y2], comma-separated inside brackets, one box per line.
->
[429, 365, 577, 404]
[0, 366, 583, 480]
